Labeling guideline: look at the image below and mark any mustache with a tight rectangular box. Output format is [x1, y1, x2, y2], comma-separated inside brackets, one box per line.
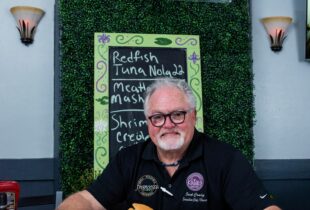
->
[158, 129, 181, 138]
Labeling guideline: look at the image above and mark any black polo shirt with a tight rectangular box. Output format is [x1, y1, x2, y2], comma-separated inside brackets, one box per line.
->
[88, 130, 277, 210]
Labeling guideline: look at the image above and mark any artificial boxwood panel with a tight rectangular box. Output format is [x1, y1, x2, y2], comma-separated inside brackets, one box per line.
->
[59, 0, 252, 195]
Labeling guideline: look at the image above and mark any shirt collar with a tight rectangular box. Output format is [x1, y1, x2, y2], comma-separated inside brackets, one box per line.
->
[183, 129, 204, 162]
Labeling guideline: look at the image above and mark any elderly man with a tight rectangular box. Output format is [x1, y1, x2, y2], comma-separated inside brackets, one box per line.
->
[57, 78, 281, 210]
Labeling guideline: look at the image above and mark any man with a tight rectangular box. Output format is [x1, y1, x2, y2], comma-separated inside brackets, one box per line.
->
[57, 78, 281, 210]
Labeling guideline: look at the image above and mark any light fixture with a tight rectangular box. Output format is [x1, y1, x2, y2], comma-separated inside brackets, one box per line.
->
[10, 6, 45, 46]
[261, 16, 293, 52]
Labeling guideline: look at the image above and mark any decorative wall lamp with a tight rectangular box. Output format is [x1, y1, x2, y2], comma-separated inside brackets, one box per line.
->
[261, 16, 293, 52]
[10, 6, 45, 46]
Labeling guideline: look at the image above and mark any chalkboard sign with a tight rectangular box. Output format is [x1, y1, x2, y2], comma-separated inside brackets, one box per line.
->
[109, 46, 187, 158]
[94, 33, 204, 176]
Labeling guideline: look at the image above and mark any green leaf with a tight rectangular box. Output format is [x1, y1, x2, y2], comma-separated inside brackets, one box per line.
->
[154, 38, 172, 45]
[96, 96, 109, 105]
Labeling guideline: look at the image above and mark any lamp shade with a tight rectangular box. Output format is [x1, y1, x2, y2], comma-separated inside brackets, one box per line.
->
[261, 16, 292, 52]
[10, 6, 45, 46]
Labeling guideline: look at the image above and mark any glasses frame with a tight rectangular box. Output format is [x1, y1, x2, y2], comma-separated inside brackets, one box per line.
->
[148, 109, 193, 127]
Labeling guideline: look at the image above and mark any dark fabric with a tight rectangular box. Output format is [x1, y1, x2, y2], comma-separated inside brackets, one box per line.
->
[87, 130, 278, 210]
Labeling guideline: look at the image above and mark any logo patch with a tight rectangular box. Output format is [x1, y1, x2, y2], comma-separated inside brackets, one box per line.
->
[186, 172, 204, 191]
[259, 194, 268, 199]
[136, 175, 159, 197]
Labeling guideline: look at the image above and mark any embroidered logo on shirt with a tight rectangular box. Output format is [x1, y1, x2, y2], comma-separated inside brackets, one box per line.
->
[136, 175, 159, 197]
[259, 194, 268, 199]
[186, 172, 204, 191]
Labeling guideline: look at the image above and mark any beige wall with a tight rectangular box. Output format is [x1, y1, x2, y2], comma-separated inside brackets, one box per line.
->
[252, 0, 310, 159]
[0, 0, 55, 158]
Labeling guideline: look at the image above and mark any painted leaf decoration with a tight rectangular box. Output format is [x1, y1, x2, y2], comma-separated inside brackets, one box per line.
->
[96, 96, 109, 105]
[154, 38, 172, 45]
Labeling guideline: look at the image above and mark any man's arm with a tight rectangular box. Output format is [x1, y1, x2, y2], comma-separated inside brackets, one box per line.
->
[264, 205, 282, 210]
[56, 190, 106, 210]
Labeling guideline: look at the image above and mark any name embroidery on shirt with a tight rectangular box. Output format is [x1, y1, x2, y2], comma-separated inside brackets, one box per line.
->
[136, 175, 159, 197]
[182, 192, 208, 203]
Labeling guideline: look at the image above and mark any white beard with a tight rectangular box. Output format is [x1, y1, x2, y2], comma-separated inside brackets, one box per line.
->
[156, 130, 185, 151]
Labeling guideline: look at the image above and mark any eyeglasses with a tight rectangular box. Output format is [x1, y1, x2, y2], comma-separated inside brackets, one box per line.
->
[148, 109, 193, 127]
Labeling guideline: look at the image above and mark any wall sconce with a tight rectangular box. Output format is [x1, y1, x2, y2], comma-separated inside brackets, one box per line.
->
[10, 6, 45, 46]
[261, 16, 293, 52]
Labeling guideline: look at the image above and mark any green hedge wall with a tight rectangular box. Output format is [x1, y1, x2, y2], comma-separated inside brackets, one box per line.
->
[59, 0, 253, 195]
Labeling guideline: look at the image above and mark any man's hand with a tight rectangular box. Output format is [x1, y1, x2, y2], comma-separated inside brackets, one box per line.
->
[264, 205, 282, 210]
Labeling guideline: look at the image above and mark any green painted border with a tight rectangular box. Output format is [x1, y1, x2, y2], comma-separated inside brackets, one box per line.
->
[94, 33, 204, 175]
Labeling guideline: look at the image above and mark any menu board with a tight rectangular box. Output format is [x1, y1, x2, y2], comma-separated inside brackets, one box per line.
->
[94, 33, 204, 176]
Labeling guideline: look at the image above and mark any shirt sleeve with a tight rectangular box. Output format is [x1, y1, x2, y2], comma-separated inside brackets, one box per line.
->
[87, 152, 129, 209]
[223, 150, 279, 210]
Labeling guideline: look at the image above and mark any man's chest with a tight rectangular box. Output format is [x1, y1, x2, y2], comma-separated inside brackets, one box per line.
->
[126, 161, 210, 210]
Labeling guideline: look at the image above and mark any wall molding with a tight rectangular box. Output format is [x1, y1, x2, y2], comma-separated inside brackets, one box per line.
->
[255, 159, 310, 209]
[0, 158, 54, 180]
[0, 158, 56, 208]
[254, 159, 310, 180]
